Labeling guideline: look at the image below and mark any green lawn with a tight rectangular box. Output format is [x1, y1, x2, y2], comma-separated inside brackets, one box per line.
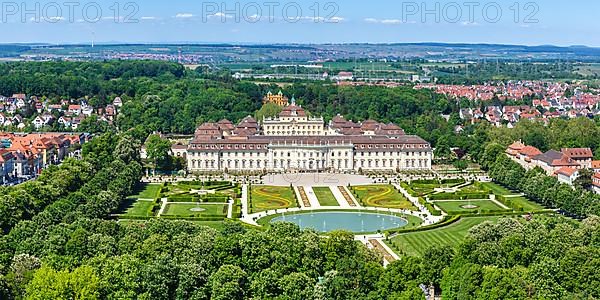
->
[478, 182, 516, 195]
[250, 186, 297, 213]
[132, 184, 161, 199]
[313, 187, 340, 206]
[162, 203, 228, 217]
[433, 200, 508, 214]
[123, 200, 155, 217]
[504, 196, 546, 211]
[353, 185, 416, 210]
[388, 216, 503, 257]
[458, 184, 488, 193]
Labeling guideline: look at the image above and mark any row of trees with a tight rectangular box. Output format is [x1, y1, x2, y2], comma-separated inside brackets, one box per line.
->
[483, 152, 600, 217]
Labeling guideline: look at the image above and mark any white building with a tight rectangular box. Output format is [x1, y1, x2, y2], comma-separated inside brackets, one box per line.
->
[187, 102, 432, 173]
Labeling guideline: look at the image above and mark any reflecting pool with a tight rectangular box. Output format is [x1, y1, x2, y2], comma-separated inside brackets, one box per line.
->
[270, 211, 409, 233]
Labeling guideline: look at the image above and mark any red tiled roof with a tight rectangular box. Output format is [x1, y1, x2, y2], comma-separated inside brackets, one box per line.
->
[555, 167, 577, 177]
[561, 148, 594, 159]
[508, 141, 525, 150]
[279, 104, 307, 118]
[519, 146, 542, 158]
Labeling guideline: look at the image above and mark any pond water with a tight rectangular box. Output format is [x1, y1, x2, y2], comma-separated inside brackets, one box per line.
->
[270, 211, 409, 233]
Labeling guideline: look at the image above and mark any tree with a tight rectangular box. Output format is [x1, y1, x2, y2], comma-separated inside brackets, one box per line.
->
[434, 135, 452, 160]
[145, 134, 171, 171]
[421, 246, 454, 289]
[209, 265, 248, 300]
[25, 265, 100, 300]
[573, 168, 594, 190]
[255, 103, 283, 120]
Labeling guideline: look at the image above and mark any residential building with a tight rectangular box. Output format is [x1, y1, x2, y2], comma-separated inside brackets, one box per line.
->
[555, 167, 579, 186]
[561, 148, 594, 168]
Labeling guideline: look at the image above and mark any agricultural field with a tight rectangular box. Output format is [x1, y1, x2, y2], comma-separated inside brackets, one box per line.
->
[313, 187, 340, 206]
[250, 185, 297, 213]
[352, 185, 416, 210]
[388, 216, 503, 257]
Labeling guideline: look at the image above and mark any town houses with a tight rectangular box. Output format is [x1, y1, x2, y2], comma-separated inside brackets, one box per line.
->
[0, 94, 122, 131]
[507, 140, 600, 194]
[0, 132, 88, 184]
[186, 101, 432, 173]
[416, 81, 600, 127]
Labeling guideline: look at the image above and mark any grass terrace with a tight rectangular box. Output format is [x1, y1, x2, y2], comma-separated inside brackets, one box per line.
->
[313, 187, 340, 206]
[250, 185, 297, 213]
[388, 216, 503, 257]
[162, 203, 228, 218]
[118, 183, 161, 218]
[351, 185, 416, 210]
[433, 200, 508, 214]
[404, 178, 465, 196]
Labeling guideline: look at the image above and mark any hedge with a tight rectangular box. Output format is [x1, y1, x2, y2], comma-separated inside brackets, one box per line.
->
[385, 215, 461, 236]
[400, 182, 419, 197]
[429, 192, 490, 200]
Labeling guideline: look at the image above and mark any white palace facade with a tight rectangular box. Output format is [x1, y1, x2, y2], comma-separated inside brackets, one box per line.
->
[187, 101, 433, 172]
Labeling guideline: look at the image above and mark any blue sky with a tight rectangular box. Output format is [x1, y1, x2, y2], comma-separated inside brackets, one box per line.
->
[3, 0, 600, 46]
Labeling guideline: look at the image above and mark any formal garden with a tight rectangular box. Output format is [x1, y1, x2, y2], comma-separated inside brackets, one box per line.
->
[402, 180, 549, 215]
[117, 181, 242, 222]
[249, 185, 297, 213]
[313, 187, 340, 206]
[350, 185, 417, 210]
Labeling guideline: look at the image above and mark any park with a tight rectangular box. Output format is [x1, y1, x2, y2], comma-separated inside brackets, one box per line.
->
[115, 171, 552, 264]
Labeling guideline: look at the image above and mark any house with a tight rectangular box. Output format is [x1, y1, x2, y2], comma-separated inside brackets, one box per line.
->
[593, 173, 600, 194]
[517, 146, 542, 163]
[14, 98, 26, 109]
[592, 161, 600, 172]
[335, 72, 354, 81]
[113, 97, 123, 107]
[0, 150, 15, 182]
[81, 105, 94, 116]
[533, 150, 581, 175]
[561, 148, 594, 169]
[0, 113, 5, 125]
[32, 116, 46, 129]
[555, 167, 579, 186]
[58, 116, 72, 127]
[507, 140, 526, 156]
[171, 144, 187, 158]
[68, 105, 82, 115]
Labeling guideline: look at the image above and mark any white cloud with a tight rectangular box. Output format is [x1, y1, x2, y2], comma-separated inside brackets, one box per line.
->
[140, 16, 158, 20]
[460, 21, 479, 26]
[364, 18, 413, 25]
[381, 19, 402, 24]
[36, 16, 64, 22]
[175, 13, 194, 19]
[208, 12, 233, 19]
[328, 16, 345, 23]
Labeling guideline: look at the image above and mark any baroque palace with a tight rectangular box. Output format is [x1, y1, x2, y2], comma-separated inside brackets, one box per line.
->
[187, 97, 433, 172]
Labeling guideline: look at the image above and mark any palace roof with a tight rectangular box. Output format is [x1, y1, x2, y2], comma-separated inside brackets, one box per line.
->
[279, 103, 307, 118]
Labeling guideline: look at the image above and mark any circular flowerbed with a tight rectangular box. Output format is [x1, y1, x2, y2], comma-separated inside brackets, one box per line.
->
[189, 207, 206, 212]
[460, 204, 479, 209]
